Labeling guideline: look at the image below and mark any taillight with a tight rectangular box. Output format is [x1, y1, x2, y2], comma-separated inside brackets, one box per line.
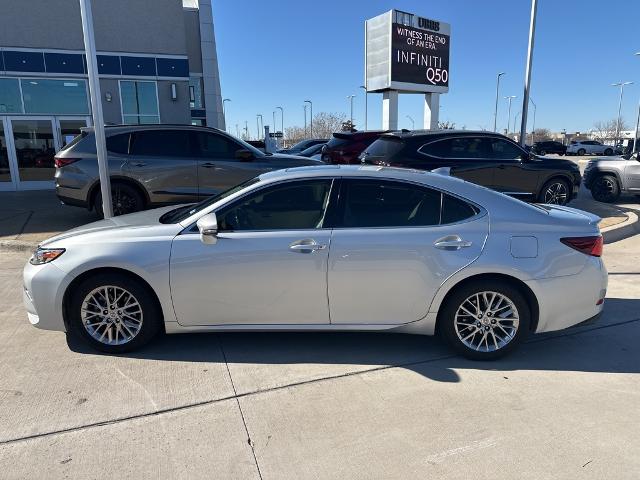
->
[560, 236, 603, 257]
[54, 157, 80, 168]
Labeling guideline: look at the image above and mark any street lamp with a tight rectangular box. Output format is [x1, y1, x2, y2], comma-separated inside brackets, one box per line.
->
[406, 115, 415, 129]
[222, 98, 231, 132]
[612, 81, 633, 147]
[514, 111, 521, 139]
[304, 100, 313, 137]
[504, 96, 516, 135]
[529, 97, 537, 144]
[303, 104, 308, 137]
[519, 0, 538, 147]
[493, 72, 505, 132]
[360, 85, 368, 130]
[347, 95, 355, 129]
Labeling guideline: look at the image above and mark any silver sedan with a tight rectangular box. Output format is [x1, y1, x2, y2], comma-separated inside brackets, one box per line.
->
[23, 165, 607, 360]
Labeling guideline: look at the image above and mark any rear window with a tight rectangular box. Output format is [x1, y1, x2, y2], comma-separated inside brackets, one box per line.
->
[60, 131, 87, 152]
[106, 133, 130, 154]
[130, 130, 190, 157]
[363, 137, 404, 159]
[326, 136, 352, 149]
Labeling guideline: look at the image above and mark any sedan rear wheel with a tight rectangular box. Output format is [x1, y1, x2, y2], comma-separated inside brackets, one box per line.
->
[539, 178, 570, 205]
[440, 281, 531, 360]
[68, 273, 161, 353]
[577, 148, 586, 156]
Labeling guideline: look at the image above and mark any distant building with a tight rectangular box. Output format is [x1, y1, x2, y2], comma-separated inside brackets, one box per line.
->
[0, 0, 223, 191]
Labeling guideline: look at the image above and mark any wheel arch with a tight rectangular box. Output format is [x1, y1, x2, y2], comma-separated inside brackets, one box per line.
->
[589, 168, 623, 187]
[434, 273, 540, 334]
[87, 176, 150, 210]
[536, 173, 575, 197]
[62, 267, 165, 333]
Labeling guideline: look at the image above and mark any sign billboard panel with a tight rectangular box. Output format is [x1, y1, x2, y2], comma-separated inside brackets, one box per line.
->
[365, 10, 451, 94]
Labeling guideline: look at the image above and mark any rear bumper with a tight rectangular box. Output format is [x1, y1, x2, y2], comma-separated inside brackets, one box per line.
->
[528, 257, 608, 333]
[56, 191, 89, 208]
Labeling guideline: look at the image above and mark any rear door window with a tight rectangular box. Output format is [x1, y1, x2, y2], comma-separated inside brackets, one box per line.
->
[489, 139, 524, 160]
[421, 137, 486, 159]
[130, 130, 191, 157]
[192, 131, 242, 159]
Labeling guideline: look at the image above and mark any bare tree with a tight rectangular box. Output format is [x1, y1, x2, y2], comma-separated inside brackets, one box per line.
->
[285, 112, 348, 145]
[531, 128, 552, 141]
[438, 120, 456, 129]
[592, 118, 629, 143]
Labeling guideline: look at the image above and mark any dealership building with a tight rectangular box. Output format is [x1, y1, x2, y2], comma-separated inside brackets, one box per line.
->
[0, 0, 224, 191]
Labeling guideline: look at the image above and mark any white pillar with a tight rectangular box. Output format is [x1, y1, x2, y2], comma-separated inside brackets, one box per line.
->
[424, 93, 440, 130]
[382, 90, 398, 130]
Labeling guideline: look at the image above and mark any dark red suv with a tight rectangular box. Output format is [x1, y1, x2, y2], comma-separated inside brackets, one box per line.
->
[321, 130, 392, 164]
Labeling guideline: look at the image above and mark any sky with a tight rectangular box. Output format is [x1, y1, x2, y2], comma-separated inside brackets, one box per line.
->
[213, 0, 640, 138]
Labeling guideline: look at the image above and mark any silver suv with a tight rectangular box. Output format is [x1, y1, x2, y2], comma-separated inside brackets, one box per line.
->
[584, 153, 640, 202]
[55, 125, 320, 215]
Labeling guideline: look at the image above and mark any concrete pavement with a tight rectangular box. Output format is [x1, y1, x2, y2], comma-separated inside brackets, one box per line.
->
[0, 232, 639, 478]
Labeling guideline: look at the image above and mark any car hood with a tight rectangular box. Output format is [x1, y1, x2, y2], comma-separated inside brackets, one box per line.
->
[529, 156, 580, 171]
[586, 156, 630, 167]
[40, 205, 183, 247]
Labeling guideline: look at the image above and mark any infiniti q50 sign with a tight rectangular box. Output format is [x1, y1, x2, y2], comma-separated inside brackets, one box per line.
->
[365, 10, 451, 93]
[392, 23, 450, 87]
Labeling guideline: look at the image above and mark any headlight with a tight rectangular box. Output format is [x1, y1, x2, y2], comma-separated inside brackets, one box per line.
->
[29, 247, 65, 265]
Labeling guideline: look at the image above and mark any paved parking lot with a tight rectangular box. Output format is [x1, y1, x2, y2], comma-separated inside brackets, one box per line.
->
[1, 220, 639, 478]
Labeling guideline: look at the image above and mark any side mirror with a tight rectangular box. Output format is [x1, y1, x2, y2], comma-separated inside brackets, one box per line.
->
[196, 212, 218, 245]
[235, 149, 253, 161]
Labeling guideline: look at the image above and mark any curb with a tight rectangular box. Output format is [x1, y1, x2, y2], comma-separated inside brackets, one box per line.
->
[601, 210, 639, 244]
[0, 240, 38, 253]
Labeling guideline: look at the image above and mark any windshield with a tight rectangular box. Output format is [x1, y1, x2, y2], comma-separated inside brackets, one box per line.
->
[159, 177, 261, 224]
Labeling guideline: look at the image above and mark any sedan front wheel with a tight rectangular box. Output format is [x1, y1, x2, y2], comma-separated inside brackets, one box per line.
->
[440, 280, 531, 360]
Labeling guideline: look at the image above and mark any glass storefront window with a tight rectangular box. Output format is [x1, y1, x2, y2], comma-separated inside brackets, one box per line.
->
[0, 78, 23, 114]
[11, 119, 56, 182]
[189, 77, 204, 109]
[20, 79, 89, 114]
[0, 121, 12, 182]
[120, 81, 160, 124]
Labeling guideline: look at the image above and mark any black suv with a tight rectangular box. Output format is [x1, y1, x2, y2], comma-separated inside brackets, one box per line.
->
[531, 140, 567, 156]
[361, 131, 581, 205]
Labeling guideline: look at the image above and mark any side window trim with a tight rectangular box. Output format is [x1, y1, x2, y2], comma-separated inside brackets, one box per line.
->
[417, 135, 491, 160]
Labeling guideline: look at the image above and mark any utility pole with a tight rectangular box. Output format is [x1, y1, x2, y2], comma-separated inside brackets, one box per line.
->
[304, 100, 313, 137]
[519, 0, 537, 147]
[360, 85, 368, 130]
[276, 106, 284, 144]
[222, 98, 231, 132]
[303, 105, 307, 137]
[529, 97, 537, 144]
[505, 96, 516, 136]
[79, 0, 112, 217]
[493, 72, 505, 132]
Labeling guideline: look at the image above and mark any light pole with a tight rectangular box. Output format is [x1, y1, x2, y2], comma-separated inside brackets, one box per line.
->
[235, 124, 239, 138]
[244, 121, 249, 139]
[256, 114, 263, 140]
[529, 97, 537, 144]
[514, 111, 521, 139]
[519, 0, 538, 147]
[634, 53, 640, 153]
[303, 104, 307, 137]
[222, 98, 231, 132]
[504, 96, 516, 135]
[406, 115, 415, 129]
[493, 72, 505, 132]
[612, 81, 633, 148]
[347, 95, 355, 129]
[360, 85, 368, 130]
[304, 100, 313, 137]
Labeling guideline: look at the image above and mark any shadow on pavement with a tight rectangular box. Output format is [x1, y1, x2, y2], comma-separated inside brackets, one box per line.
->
[66, 297, 640, 384]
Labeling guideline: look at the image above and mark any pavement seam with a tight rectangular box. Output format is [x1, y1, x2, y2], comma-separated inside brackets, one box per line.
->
[218, 335, 264, 480]
[0, 315, 638, 447]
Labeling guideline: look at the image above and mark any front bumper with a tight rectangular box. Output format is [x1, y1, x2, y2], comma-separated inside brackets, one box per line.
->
[23, 260, 70, 332]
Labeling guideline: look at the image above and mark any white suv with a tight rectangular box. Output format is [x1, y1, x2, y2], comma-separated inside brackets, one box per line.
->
[566, 140, 614, 156]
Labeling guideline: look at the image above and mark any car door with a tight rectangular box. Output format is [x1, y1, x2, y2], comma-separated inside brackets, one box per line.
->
[327, 179, 489, 325]
[417, 136, 495, 187]
[624, 156, 640, 191]
[125, 129, 198, 204]
[170, 178, 334, 326]
[487, 137, 540, 197]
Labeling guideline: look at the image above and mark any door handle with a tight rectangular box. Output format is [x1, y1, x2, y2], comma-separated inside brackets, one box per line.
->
[132, 162, 147, 167]
[289, 240, 327, 253]
[201, 162, 217, 168]
[434, 236, 473, 250]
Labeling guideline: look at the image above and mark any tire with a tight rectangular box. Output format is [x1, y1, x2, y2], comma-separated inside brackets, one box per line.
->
[577, 148, 586, 156]
[590, 174, 620, 203]
[604, 148, 613, 156]
[67, 272, 162, 353]
[439, 280, 531, 360]
[95, 182, 145, 217]
[538, 178, 571, 205]
[539, 150, 546, 156]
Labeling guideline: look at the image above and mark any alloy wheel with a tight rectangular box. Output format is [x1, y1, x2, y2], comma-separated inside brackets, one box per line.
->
[454, 291, 520, 352]
[112, 187, 138, 215]
[80, 285, 143, 345]
[543, 182, 568, 204]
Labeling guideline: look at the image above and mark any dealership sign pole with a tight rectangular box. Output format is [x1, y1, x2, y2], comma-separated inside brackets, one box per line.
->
[79, 0, 113, 218]
[365, 10, 450, 130]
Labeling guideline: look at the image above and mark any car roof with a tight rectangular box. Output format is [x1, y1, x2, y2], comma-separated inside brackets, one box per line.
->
[81, 124, 228, 136]
[382, 129, 509, 140]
